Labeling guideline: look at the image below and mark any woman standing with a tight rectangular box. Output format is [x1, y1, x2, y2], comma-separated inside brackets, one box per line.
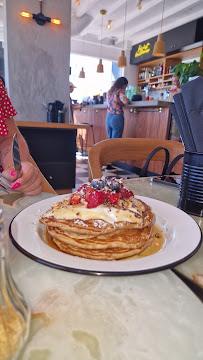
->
[106, 77, 130, 138]
[105, 77, 130, 171]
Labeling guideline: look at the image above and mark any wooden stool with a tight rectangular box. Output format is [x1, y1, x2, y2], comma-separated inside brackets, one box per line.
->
[76, 122, 95, 155]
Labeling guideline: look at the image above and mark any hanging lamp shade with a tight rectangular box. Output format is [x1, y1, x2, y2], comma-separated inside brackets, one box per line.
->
[152, 33, 165, 57]
[79, 67, 85, 78]
[97, 59, 104, 73]
[117, 50, 127, 68]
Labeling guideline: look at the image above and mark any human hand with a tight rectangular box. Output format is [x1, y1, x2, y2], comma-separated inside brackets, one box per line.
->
[2, 161, 42, 195]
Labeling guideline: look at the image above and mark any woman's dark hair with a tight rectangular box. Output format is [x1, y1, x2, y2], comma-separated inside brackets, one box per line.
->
[108, 77, 128, 96]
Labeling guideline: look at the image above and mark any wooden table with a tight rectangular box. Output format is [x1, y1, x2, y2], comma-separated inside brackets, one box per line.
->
[1, 180, 203, 359]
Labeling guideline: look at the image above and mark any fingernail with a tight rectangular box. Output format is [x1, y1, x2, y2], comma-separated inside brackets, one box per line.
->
[11, 182, 21, 190]
[11, 171, 16, 176]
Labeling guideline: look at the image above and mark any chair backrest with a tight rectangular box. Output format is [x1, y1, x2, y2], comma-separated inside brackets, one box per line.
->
[29, 156, 56, 194]
[88, 138, 184, 181]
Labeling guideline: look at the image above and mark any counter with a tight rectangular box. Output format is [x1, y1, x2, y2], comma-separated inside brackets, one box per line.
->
[16, 122, 92, 192]
[81, 100, 171, 109]
[74, 101, 173, 174]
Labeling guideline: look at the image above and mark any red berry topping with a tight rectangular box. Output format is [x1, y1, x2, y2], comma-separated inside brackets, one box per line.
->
[119, 187, 134, 199]
[70, 193, 82, 205]
[85, 187, 95, 201]
[87, 191, 105, 208]
[78, 183, 88, 192]
[105, 191, 120, 205]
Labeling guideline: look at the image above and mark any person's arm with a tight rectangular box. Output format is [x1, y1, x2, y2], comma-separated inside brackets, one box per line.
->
[119, 90, 130, 105]
[72, 103, 83, 110]
[0, 118, 42, 195]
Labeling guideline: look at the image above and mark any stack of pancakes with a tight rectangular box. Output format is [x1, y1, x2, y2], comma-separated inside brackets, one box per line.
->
[40, 182, 155, 260]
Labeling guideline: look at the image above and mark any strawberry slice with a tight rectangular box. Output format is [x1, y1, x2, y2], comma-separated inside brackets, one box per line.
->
[70, 193, 82, 205]
[85, 187, 95, 201]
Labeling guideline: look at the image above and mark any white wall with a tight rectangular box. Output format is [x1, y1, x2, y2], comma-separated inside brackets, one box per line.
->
[4, 0, 71, 122]
[124, 49, 138, 87]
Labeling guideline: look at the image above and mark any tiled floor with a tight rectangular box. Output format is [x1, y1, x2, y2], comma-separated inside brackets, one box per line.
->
[75, 152, 138, 190]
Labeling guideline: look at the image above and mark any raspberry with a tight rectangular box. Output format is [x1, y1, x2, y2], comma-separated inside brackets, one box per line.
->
[85, 187, 95, 201]
[70, 193, 82, 204]
[119, 187, 134, 199]
[87, 191, 105, 208]
[78, 183, 88, 192]
[105, 191, 120, 205]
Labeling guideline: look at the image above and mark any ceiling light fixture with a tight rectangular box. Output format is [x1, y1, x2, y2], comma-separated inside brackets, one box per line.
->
[75, 0, 80, 6]
[153, 0, 165, 57]
[117, 0, 128, 68]
[97, 9, 106, 73]
[137, 0, 143, 10]
[107, 20, 111, 30]
[20, 0, 61, 26]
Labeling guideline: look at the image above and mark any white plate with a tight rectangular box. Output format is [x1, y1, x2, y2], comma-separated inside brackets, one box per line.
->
[9, 195, 202, 276]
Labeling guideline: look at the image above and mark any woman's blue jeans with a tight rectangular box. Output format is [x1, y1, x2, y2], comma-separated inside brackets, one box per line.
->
[106, 113, 124, 139]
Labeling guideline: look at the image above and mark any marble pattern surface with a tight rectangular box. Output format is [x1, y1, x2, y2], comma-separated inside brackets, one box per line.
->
[125, 178, 203, 288]
[0, 185, 202, 359]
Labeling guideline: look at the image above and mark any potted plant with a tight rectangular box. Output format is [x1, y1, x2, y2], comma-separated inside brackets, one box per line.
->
[174, 52, 203, 85]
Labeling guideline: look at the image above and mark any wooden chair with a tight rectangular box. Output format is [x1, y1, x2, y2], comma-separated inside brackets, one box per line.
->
[88, 138, 184, 181]
[29, 156, 56, 194]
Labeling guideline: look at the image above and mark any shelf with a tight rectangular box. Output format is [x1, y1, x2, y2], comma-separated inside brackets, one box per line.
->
[137, 79, 149, 83]
[149, 81, 163, 85]
[161, 85, 173, 89]
[149, 75, 163, 79]
[164, 72, 175, 77]
[163, 79, 173, 83]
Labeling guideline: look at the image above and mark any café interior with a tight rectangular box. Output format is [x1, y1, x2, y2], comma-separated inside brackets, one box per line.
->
[0, 0, 203, 359]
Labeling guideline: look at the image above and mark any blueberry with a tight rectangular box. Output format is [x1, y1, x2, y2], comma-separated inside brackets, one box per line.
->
[91, 180, 103, 190]
[109, 180, 120, 192]
[102, 179, 108, 187]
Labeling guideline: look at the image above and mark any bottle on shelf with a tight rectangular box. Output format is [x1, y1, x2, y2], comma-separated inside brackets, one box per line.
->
[151, 67, 156, 77]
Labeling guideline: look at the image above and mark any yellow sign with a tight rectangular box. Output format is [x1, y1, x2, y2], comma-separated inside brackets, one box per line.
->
[135, 42, 151, 58]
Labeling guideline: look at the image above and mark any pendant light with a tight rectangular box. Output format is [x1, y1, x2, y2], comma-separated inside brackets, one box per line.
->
[153, 0, 165, 57]
[107, 20, 111, 30]
[137, 0, 143, 10]
[117, 0, 128, 68]
[79, 34, 85, 78]
[97, 10, 106, 73]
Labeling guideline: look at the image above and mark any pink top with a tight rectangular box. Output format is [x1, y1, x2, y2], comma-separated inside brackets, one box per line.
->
[107, 89, 128, 115]
[0, 79, 17, 137]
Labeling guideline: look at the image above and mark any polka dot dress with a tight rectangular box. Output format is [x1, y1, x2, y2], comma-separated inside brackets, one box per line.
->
[0, 79, 17, 138]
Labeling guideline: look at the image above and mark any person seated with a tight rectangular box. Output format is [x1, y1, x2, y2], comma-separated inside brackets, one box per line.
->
[0, 77, 42, 195]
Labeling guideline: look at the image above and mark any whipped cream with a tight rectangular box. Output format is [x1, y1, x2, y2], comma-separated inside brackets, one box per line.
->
[43, 202, 143, 224]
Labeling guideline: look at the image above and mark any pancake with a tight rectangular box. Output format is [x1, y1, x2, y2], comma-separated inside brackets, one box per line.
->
[40, 177, 155, 260]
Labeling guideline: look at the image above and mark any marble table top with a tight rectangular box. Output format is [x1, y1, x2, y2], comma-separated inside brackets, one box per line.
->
[0, 184, 202, 360]
[125, 177, 203, 289]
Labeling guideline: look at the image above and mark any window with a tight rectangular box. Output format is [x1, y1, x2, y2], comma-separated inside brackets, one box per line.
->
[70, 53, 118, 103]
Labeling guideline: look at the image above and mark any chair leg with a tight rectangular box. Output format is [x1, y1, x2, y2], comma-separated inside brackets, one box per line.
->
[91, 126, 95, 144]
[85, 128, 89, 154]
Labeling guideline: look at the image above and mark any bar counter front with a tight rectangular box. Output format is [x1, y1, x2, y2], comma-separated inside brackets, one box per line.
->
[74, 100, 173, 173]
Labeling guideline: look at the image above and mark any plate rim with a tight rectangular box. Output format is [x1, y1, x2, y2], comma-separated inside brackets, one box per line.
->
[9, 195, 202, 276]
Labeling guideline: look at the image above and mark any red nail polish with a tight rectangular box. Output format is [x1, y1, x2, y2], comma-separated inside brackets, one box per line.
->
[11, 182, 21, 190]
[11, 171, 16, 176]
